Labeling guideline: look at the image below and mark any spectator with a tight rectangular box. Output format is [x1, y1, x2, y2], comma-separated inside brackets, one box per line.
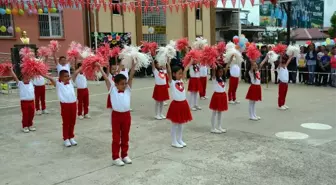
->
[305, 43, 317, 85]
[318, 49, 330, 86]
[330, 47, 336, 87]
[297, 46, 307, 83]
[287, 55, 297, 83]
[274, 56, 280, 84]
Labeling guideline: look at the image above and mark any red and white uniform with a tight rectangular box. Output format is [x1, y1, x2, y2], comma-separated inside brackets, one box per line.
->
[163, 69, 169, 88]
[245, 71, 262, 101]
[152, 69, 169, 102]
[188, 64, 202, 92]
[199, 65, 208, 97]
[119, 68, 129, 81]
[56, 80, 77, 140]
[57, 63, 71, 75]
[18, 81, 35, 128]
[278, 67, 289, 107]
[209, 78, 228, 111]
[75, 73, 89, 116]
[110, 85, 131, 160]
[33, 76, 46, 111]
[228, 64, 240, 101]
[106, 73, 115, 109]
[166, 80, 192, 124]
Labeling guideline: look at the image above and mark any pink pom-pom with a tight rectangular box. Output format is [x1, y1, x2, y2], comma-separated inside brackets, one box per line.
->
[141, 41, 158, 56]
[176, 38, 189, 51]
[246, 44, 261, 61]
[37, 46, 51, 58]
[182, 49, 202, 67]
[272, 44, 287, 54]
[19, 47, 35, 58]
[48, 40, 60, 53]
[67, 49, 80, 61]
[216, 42, 226, 54]
[96, 43, 110, 59]
[0, 62, 13, 76]
[200, 46, 218, 68]
[82, 54, 108, 80]
[109, 46, 121, 58]
[21, 58, 49, 79]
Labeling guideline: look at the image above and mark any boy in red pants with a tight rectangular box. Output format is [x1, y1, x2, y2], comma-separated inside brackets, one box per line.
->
[99, 61, 136, 166]
[75, 63, 91, 119]
[33, 75, 49, 115]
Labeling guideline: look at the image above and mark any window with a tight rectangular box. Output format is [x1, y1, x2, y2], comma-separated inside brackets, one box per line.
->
[112, 0, 121, 15]
[0, 6, 14, 37]
[196, 7, 202, 20]
[38, 12, 64, 38]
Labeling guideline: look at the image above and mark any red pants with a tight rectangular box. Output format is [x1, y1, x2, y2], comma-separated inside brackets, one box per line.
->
[111, 111, 131, 160]
[60, 102, 77, 140]
[228, 77, 239, 101]
[278, 82, 288, 107]
[199, 76, 207, 97]
[34, 85, 46, 111]
[77, 88, 89, 116]
[21, 100, 35, 128]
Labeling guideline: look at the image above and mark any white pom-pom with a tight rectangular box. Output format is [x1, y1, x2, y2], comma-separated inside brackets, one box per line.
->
[155, 45, 177, 67]
[80, 47, 93, 59]
[192, 37, 208, 50]
[120, 45, 150, 71]
[286, 45, 300, 57]
[225, 49, 243, 65]
[226, 42, 235, 51]
[168, 40, 176, 48]
[267, 51, 279, 64]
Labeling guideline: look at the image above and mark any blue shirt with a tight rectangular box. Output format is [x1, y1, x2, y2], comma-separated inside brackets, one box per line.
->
[320, 56, 330, 65]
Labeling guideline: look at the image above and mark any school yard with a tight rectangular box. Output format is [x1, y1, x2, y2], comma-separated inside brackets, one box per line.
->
[0, 78, 336, 185]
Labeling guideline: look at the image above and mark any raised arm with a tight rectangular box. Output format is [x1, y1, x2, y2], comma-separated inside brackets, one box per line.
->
[72, 66, 82, 81]
[259, 54, 269, 68]
[53, 53, 58, 65]
[284, 55, 293, 67]
[224, 55, 234, 74]
[166, 59, 172, 83]
[97, 63, 111, 91]
[127, 61, 136, 88]
[41, 74, 56, 87]
[9, 67, 19, 84]
[183, 60, 193, 80]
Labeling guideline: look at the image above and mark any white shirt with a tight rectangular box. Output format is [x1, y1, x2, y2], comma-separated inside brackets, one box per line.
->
[278, 67, 289, 83]
[110, 85, 131, 112]
[230, 64, 240, 78]
[56, 81, 76, 103]
[213, 78, 226, 93]
[189, 65, 200, 78]
[57, 63, 71, 75]
[153, 69, 167, 85]
[163, 69, 167, 74]
[119, 68, 129, 81]
[32, 76, 45, 86]
[75, 74, 88, 89]
[170, 80, 186, 101]
[249, 71, 261, 85]
[108, 73, 116, 87]
[18, 81, 34, 100]
[200, 65, 208, 77]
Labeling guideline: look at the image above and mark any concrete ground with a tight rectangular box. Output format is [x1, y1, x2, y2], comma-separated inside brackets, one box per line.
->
[0, 78, 336, 185]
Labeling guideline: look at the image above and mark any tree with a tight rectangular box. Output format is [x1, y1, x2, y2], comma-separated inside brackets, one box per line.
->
[328, 12, 336, 38]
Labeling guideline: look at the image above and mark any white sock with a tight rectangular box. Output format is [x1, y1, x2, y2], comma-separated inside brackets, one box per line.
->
[189, 92, 195, 108]
[217, 111, 222, 129]
[193, 92, 198, 107]
[211, 111, 217, 130]
[159, 102, 163, 115]
[171, 123, 178, 145]
[249, 101, 255, 118]
[176, 124, 184, 143]
[252, 102, 257, 118]
[155, 101, 159, 116]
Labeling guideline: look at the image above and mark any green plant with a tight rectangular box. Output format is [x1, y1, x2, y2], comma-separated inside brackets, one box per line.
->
[328, 12, 336, 38]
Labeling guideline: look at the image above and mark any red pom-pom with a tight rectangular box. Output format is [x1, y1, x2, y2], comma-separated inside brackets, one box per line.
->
[246, 44, 261, 61]
[182, 49, 202, 67]
[21, 58, 49, 79]
[37, 46, 51, 58]
[82, 54, 108, 80]
[0, 62, 13, 76]
[200, 46, 218, 68]
[141, 41, 158, 56]
[48, 40, 60, 53]
[272, 44, 287, 54]
[19, 47, 35, 58]
[96, 43, 110, 59]
[176, 38, 189, 51]
[67, 49, 80, 61]
[216, 42, 226, 55]
[109, 46, 121, 58]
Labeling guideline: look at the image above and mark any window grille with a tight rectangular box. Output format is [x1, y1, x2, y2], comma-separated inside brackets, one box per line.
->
[38, 13, 64, 38]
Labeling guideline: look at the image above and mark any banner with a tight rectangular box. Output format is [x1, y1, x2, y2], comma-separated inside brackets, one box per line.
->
[90, 32, 131, 49]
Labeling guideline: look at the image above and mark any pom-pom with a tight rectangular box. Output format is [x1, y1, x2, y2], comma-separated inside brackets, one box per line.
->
[66, 41, 82, 61]
[246, 44, 261, 61]
[182, 49, 202, 67]
[168, 40, 176, 48]
[37, 46, 51, 59]
[176, 38, 189, 51]
[96, 43, 110, 59]
[0, 62, 13, 76]
[286, 45, 300, 57]
[192, 37, 208, 50]
[200, 46, 218, 68]
[119, 45, 151, 71]
[19, 47, 35, 58]
[225, 42, 235, 51]
[141, 41, 158, 56]
[48, 40, 60, 53]
[155, 45, 177, 67]
[267, 51, 279, 65]
[80, 47, 93, 59]
[225, 48, 243, 65]
[272, 44, 287, 54]
[21, 58, 49, 79]
[216, 42, 226, 55]
[82, 54, 108, 80]
[109, 46, 121, 58]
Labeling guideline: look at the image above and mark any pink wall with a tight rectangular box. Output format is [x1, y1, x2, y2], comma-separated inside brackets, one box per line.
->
[0, 9, 85, 57]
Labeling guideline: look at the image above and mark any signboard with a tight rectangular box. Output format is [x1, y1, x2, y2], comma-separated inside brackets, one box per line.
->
[259, 0, 324, 29]
[90, 32, 131, 49]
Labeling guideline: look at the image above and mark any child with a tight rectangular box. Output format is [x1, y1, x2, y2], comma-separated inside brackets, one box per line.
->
[318, 49, 330, 86]
[9, 67, 36, 133]
[43, 68, 82, 147]
[227, 56, 241, 104]
[163, 67, 169, 106]
[188, 63, 202, 111]
[99, 61, 136, 166]
[54, 54, 71, 75]
[209, 66, 228, 133]
[246, 55, 269, 121]
[277, 55, 293, 110]
[75, 63, 91, 119]
[152, 61, 170, 120]
[199, 64, 208, 100]
[166, 61, 193, 148]
[33, 75, 48, 115]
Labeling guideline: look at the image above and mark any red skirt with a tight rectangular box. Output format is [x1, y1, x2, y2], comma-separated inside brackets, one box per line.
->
[106, 94, 112, 109]
[188, 77, 201, 92]
[246, 84, 262, 101]
[152, 84, 170, 102]
[209, 92, 228, 111]
[166, 100, 192, 124]
[165, 74, 169, 88]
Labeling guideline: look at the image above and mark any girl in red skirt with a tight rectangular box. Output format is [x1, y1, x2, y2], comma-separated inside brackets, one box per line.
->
[152, 61, 170, 120]
[209, 66, 228, 134]
[166, 60, 193, 148]
[199, 65, 208, 100]
[188, 63, 202, 111]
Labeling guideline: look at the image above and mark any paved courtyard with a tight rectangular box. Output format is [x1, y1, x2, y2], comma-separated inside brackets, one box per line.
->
[0, 78, 336, 185]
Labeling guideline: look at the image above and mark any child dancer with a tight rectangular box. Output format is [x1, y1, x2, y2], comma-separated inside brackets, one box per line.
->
[75, 63, 91, 119]
[227, 56, 241, 104]
[188, 63, 202, 111]
[9, 67, 36, 133]
[43, 68, 82, 147]
[199, 64, 208, 100]
[166, 60, 193, 148]
[54, 53, 71, 75]
[209, 66, 228, 133]
[246, 56, 269, 121]
[278, 55, 293, 110]
[100, 62, 136, 166]
[152, 61, 170, 120]
[33, 75, 48, 115]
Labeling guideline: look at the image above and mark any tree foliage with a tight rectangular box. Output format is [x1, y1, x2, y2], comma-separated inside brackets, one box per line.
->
[328, 12, 336, 38]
